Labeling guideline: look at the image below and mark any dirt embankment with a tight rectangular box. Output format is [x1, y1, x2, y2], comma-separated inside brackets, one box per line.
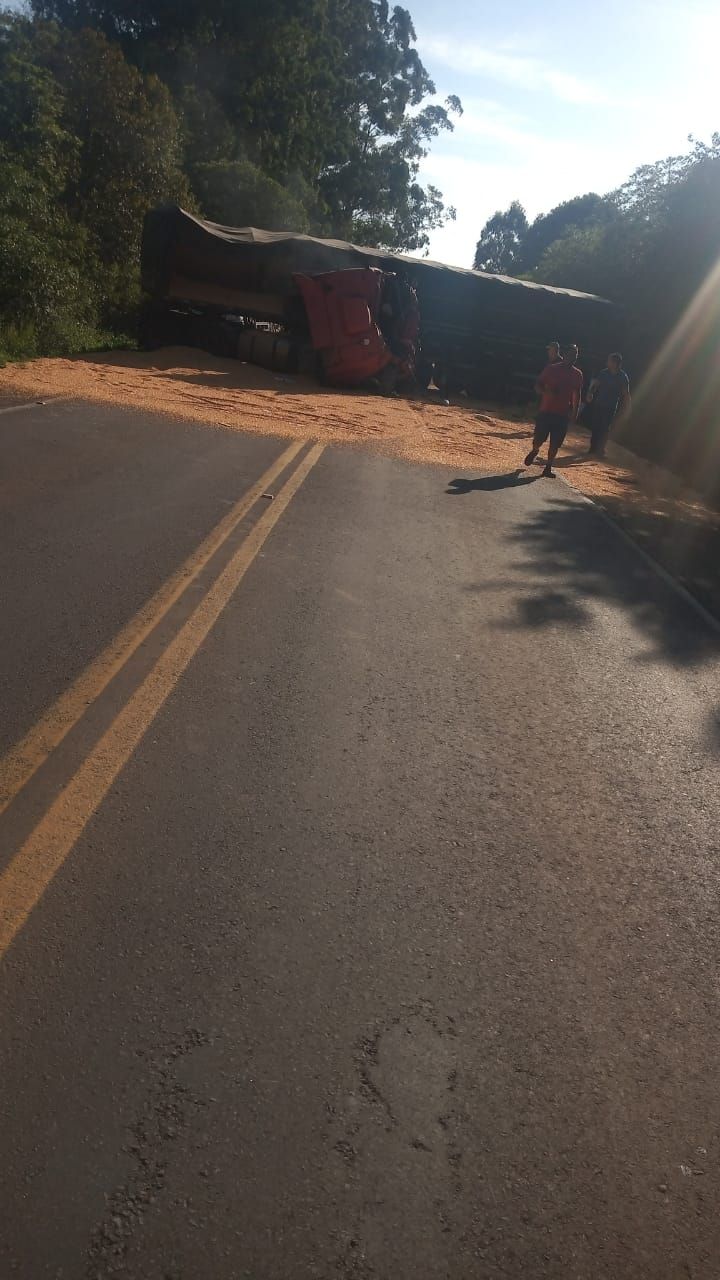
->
[2, 347, 719, 619]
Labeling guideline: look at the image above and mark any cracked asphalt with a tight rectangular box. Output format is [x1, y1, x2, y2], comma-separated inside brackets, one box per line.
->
[1, 400, 720, 1279]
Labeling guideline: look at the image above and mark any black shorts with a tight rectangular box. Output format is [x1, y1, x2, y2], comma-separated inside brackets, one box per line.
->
[534, 411, 569, 449]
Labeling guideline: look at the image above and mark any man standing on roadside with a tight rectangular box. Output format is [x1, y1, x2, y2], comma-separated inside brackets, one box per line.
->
[524, 343, 584, 478]
[586, 352, 631, 457]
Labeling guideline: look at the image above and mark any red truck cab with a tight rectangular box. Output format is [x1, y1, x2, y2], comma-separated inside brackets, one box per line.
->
[294, 267, 418, 388]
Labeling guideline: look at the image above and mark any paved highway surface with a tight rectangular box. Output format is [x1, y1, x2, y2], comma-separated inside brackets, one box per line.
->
[1, 397, 719, 1279]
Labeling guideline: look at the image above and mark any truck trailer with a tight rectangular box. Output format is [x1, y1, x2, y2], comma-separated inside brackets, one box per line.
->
[141, 205, 621, 398]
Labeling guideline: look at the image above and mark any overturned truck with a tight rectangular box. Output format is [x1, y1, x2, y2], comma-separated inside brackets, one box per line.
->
[141, 206, 620, 398]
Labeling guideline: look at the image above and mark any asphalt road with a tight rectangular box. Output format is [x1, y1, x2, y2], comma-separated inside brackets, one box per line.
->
[1, 398, 719, 1279]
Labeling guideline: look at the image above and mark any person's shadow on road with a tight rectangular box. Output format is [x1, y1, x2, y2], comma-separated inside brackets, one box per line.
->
[446, 469, 540, 495]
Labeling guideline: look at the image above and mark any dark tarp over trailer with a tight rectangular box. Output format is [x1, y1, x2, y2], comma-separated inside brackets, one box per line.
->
[141, 206, 620, 393]
[141, 206, 401, 320]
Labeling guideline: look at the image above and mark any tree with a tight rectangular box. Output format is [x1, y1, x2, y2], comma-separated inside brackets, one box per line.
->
[530, 138, 720, 331]
[321, 96, 460, 250]
[31, 0, 462, 252]
[613, 135, 720, 221]
[473, 201, 528, 273]
[0, 11, 192, 350]
[192, 160, 310, 232]
[0, 162, 97, 355]
[0, 15, 96, 354]
[472, 193, 615, 278]
[33, 25, 190, 266]
[517, 193, 614, 273]
[532, 225, 615, 295]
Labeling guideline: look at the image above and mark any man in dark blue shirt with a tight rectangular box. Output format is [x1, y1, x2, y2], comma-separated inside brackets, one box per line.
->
[586, 352, 631, 457]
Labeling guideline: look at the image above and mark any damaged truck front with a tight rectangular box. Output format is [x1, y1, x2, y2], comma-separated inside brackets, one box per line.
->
[140, 207, 419, 389]
[141, 205, 619, 396]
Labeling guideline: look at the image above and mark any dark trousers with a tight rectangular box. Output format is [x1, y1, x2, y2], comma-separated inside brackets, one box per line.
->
[590, 406, 615, 455]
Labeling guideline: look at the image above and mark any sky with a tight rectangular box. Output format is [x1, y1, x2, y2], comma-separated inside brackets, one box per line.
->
[410, 0, 719, 266]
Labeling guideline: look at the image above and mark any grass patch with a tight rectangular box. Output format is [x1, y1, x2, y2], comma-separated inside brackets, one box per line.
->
[0, 319, 137, 365]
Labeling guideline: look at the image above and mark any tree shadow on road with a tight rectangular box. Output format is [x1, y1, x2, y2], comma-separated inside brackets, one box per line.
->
[513, 589, 589, 630]
[507, 494, 720, 670]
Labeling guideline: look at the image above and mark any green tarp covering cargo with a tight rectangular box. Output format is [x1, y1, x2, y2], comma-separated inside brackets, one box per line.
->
[141, 206, 620, 397]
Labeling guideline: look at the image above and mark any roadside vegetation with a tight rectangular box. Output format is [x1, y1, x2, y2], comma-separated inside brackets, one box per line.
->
[0, 0, 461, 361]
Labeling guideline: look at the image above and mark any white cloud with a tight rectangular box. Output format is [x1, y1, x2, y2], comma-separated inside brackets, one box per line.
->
[451, 99, 541, 149]
[420, 35, 619, 107]
[543, 71, 613, 108]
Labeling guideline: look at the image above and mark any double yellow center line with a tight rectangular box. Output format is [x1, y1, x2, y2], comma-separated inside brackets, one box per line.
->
[0, 440, 324, 959]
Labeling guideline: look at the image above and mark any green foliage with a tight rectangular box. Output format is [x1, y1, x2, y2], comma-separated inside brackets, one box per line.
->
[178, 85, 235, 172]
[0, 23, 98, 356]
[529, 138, 720, 336]
[32, 0, 461, 252]
[192, 160, 310, 232]
[36, 26, 191, 264]
[473, 201, 528, 273]
[516, 193, 614, 273]
[531, 219, 640, 304]
[0, 319, 39, 364]
[0, 10, 194, 353]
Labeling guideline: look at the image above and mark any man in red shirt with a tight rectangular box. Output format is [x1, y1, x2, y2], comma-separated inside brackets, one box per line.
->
[524, 343, 584, 478]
